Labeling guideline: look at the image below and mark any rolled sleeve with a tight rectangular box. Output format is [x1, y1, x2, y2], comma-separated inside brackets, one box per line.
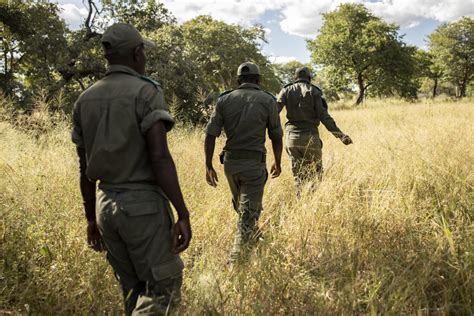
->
[71, 102, 85, 148]
[139, 84, 175, 134]
[141, 109, 175, 134]
[267, 99, 283, 140]
[205, 100, 224, 137]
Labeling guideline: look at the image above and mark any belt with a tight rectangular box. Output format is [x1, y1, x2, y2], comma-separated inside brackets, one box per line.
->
[220, 150, 266, 163]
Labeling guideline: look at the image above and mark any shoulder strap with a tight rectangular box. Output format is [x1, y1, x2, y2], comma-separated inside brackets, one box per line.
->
[263, 90, 276, 101]
[139, 76, 161, 89]
[218, 89, 234, 98]
[311, 84, 322, 94]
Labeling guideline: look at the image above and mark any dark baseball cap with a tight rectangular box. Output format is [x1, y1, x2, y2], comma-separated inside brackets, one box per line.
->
[295, 66, 312, 78]
[101, 23, 155, 54]
[237, 62, 261, 76]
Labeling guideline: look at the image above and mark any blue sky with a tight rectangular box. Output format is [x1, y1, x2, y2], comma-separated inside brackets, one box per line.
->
[55, 0, 472, 64]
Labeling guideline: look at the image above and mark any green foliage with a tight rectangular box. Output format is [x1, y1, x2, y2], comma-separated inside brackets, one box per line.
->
[1, 1, 281, 124]
[100, 0, 175, 32]
[0, 1, 68, 104]
[414, 49, 444, 97]
[182, 16, 280, 94]
[312, 65, 353, 102]
[3, 0, 471, 122]
[145, 25, 203, 123]
[428, 17, 474, 97]
[272, 60, 308, 85]
[308, 3, 419, 104]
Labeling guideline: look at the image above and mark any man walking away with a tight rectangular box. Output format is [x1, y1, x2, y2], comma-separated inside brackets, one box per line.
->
[71, 23, 192, 315]
[277, 67, 352, 193]
[204, 62, 283, 263]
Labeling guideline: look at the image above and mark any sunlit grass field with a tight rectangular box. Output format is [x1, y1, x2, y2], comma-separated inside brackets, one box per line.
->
[1, 99, 473, 314]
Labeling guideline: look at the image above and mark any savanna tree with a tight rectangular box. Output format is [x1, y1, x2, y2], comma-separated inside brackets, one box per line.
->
[308, 3, 418, 104]
[428, 17, 474, 98]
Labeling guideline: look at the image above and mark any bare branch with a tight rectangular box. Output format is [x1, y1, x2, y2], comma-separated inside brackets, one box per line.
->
[83, 0, 101, 41]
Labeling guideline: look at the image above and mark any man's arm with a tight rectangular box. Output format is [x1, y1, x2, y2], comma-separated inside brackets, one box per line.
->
[317, 97, 352, 145]
[276, 88, 286, 113]
[267, 98, 284, 178]
[204, 134, 219, 187]
[270, 137, 283, 178]
[76, 147, 103, 252]
[146, 121, 191, 253]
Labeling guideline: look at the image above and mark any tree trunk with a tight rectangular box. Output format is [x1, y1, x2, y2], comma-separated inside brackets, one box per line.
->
[3, 46, 8, 74]
[356, 73, 365, 105]
[459, 75, 468, 98]
[432, 77, 438, 98]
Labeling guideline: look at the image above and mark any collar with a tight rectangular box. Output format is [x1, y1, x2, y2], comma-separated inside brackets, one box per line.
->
[238, 83, 261, 90]
[295, 78, 311, 84]
[106, 64, 142, 77]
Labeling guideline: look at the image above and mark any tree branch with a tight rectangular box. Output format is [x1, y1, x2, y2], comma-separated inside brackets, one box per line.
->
[84, 0, 101, 41]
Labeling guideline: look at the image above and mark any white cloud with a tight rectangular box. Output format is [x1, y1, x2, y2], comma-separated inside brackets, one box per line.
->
[365, 0, 473, 28]
[277, 0, 360, 37]
[277, 0, 473, 37]
[59, 3, 88, 30]
[161, 0, 274, 26]
[58, 0, 473, 38]
[267, 55, 298, 64]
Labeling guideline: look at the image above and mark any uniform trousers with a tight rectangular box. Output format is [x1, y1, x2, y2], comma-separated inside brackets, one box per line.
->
[96, 188, 183, 315]
[285, 130, 323, 190]
[224, 166, 267, 261]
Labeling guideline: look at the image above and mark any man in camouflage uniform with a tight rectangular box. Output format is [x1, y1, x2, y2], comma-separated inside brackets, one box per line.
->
[277, 67, 352, 191]
[204, 62, 283, 262]
[71, 23, 192, 315]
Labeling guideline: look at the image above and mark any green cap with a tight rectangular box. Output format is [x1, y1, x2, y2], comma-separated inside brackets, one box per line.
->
[295, 67, 312, 78]
[237, 62, 260, 76]
[101, 23, 155, 54]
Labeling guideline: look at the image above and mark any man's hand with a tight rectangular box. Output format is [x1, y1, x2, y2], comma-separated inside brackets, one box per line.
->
[270, 162, 281, 178]
[340, 134, 353, 145]
[173, 218, 192, 254]
[87, 220, 105, 252]
[206, 166, 219, 187]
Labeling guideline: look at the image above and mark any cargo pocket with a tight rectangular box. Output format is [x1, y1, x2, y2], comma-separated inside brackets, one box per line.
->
[287, 131, 310, 147]
[151, 257, 184, 281]
[119, 201, 164, 242]
[120, 200, 161, 216]
[117, 191, 167, 241]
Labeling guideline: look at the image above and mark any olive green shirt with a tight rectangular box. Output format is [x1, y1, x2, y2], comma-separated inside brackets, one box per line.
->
[71, 65, 174, 186]
[277, 79, 342, 136]
[206, 83, 283, 174]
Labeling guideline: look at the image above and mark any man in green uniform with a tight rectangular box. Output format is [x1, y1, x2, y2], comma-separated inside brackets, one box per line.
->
[204, 62, 283, 262]
[277, 67, 352, 191]
[71, 23, 192, 315]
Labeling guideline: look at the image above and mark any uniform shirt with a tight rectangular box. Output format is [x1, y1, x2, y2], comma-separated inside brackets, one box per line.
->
[206, 82, 283, 174]
[71, 65, 174, 186]
[277, 79, 342, 136]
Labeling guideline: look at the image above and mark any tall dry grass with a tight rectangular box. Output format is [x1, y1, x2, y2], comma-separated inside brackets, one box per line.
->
[0, 98, 473, 314]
